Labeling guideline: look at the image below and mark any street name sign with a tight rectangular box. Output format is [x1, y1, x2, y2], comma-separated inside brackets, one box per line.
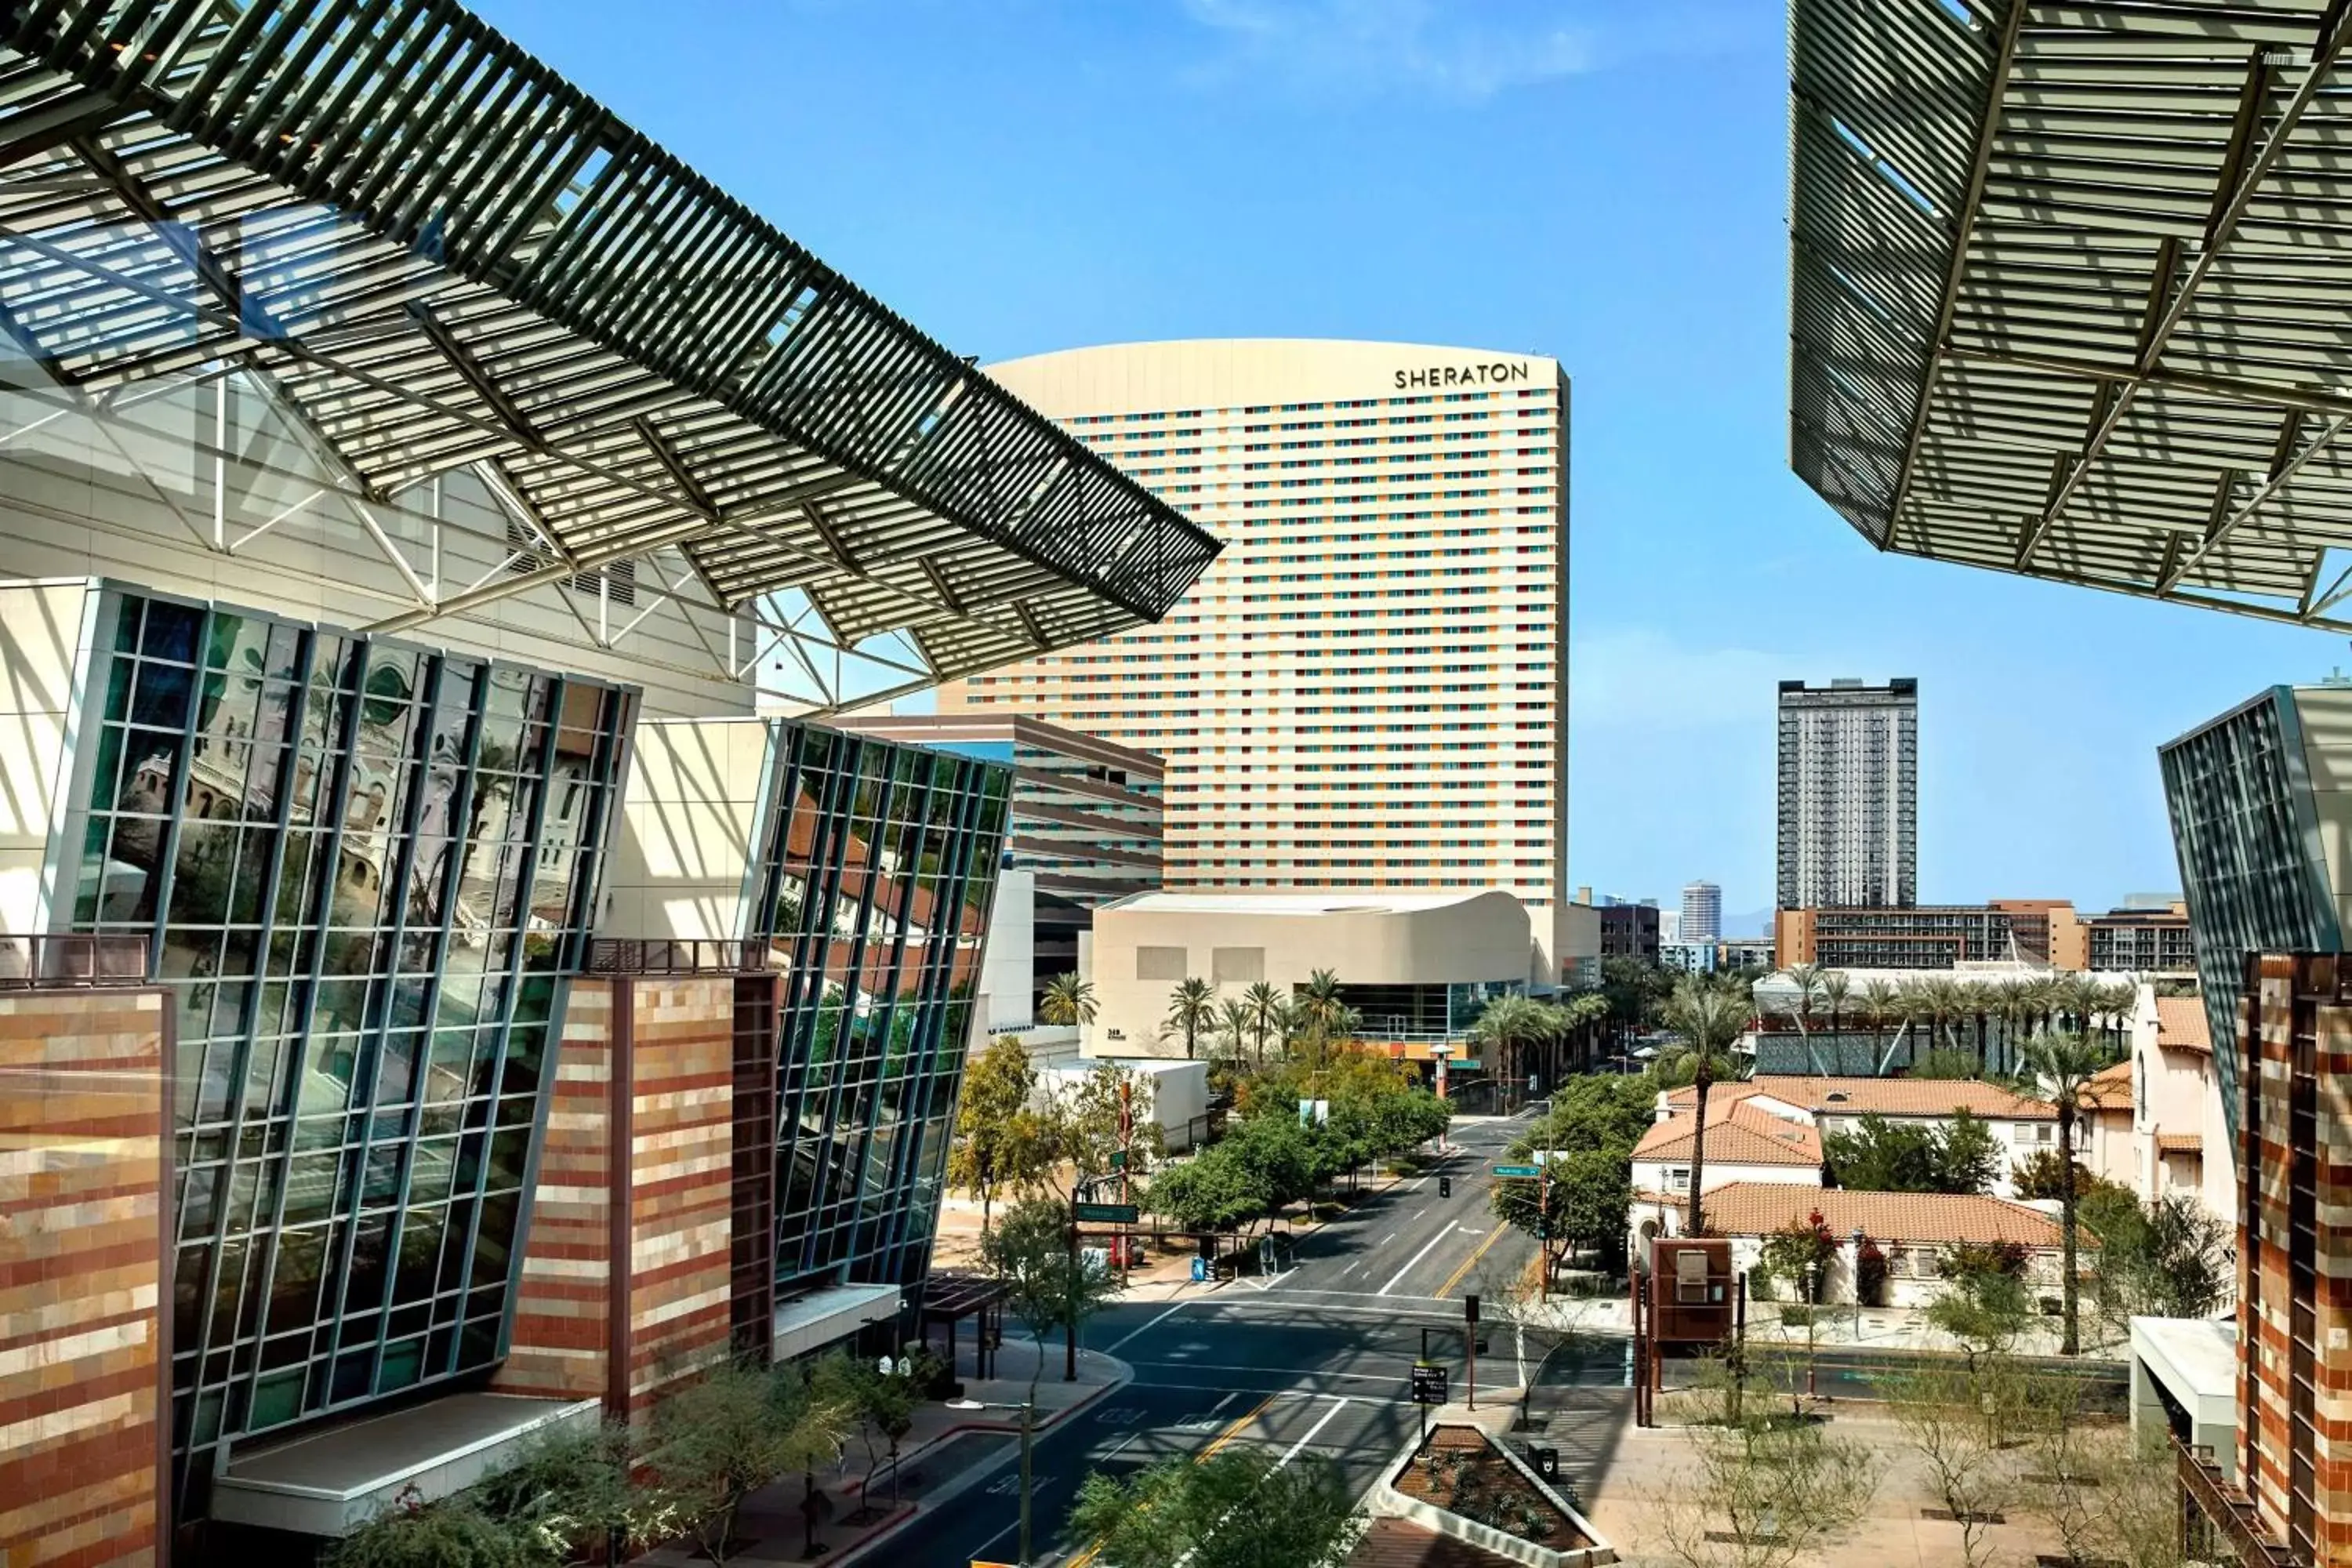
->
[1074, 1201, 1140, 1224]
[1492, 1164, 1541, 1178]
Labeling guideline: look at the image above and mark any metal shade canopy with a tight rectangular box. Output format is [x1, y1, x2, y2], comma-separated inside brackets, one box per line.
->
[0, 0, 1220, 684]
[1790, 0, 2352, 633]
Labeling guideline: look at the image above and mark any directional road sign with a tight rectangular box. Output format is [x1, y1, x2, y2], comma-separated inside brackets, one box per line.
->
[1410, 1363, 1450, 1405]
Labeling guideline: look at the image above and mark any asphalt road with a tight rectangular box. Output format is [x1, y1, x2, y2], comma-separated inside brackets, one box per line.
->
[887, 1111, 1549, 1568]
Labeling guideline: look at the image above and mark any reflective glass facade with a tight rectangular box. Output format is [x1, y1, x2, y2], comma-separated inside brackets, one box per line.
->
[2160, 686, 2343, 1140]
[56, 588, 632, 1500]
[750, 722, 1007, 1292]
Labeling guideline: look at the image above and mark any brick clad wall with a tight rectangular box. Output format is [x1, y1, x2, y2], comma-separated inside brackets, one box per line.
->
[0, 988, 168, 1568]
[2239, 953, 2352, 1566]
[618, 981, 734, 1411]
[494, 985, 613, 1404]
[495, 978, 735, 1424]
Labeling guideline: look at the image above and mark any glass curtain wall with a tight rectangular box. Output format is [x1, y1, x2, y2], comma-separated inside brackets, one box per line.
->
[749, 722, 1008, 1291]
[57, 588, 632, 1505]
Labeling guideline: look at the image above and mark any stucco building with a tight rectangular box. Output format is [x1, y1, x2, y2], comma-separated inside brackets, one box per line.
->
[931, 339, 1593, 985]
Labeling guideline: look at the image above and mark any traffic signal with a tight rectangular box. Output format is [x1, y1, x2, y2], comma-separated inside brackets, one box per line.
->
[1439, 1174, 1453, 1198]
[1464, 1292, 1481, 1325]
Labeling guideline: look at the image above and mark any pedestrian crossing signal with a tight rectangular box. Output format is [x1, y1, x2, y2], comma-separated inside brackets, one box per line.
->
[1439, 1174, 1453, 1198]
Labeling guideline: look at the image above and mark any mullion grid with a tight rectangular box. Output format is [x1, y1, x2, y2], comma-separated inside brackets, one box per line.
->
[64, 590, 627, 1497]
[757, 723, 1006, 1290]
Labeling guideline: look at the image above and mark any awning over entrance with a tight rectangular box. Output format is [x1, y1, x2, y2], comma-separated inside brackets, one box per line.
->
[773, 1282, 903, 1363]
[210, 1392, 599, 1537]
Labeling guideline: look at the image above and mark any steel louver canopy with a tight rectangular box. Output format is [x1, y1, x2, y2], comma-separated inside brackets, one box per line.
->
[0, 0, 1221, 680]
[1791, 0, 2352, 632]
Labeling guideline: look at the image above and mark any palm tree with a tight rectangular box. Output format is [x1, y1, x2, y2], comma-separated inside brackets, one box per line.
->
[1216, 996, 1254, 1061]
[1659, 975, 1750, 1236]
[1296, 968, 1347, 1069]
[2021, 1028, 2116, 1356]
[1959, 981, 1995, 1074]
[1471, 994, 1562, 1109]
[1859, 978, 1900, 1074]
[1039, 972, 1098, 1029]
[1241, 980, 1286, 1064]
[1165, 977, 1216, 1060]
[1893, 978, 1931, 1070]
[1819, 970, 1850, 1072]
[2098, 978, 2139, 1054]
[1922, 976, 1965, 1063]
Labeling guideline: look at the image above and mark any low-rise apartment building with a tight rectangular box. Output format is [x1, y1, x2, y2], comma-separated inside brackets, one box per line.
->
[1659, 1075, 2058, 1199]
[1774, 899, 2195, 974]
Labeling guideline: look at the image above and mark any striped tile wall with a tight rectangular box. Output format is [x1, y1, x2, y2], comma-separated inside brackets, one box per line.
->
[496, 978, 735, 1423]
[0, 988, 168, 1568]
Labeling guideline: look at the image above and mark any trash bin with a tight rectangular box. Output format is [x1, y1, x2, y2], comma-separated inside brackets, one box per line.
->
[1529, 1444, 1560, 1482]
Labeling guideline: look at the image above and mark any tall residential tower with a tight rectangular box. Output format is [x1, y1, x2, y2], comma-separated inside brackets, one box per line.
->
[935, 340, 1589, 982]
[1680, 880, 1722, 944]
[1775, 678, 1918, 910]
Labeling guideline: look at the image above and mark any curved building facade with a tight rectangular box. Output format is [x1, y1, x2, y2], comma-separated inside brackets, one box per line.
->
[935, 339, 1584, 983]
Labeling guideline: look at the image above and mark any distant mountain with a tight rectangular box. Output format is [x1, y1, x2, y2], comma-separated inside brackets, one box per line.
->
[1722, 908, 1774, 938]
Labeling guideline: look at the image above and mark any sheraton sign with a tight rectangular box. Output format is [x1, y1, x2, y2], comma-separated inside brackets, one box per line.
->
[1394, 360, 1533, 389]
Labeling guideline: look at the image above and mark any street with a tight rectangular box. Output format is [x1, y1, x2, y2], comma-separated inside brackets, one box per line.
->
[887, 1111, 1550, 1567]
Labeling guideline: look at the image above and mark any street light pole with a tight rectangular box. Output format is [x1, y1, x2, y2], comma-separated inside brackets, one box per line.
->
[947, 1395, 1039, 1566]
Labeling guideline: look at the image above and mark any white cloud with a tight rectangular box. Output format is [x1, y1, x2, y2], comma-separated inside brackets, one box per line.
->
[1177, 0, 1597, 102]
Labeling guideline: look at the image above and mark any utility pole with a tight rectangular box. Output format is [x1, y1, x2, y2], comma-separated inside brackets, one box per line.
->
[1118, 1076, 1134, 1286]
[1538, 1138, 1552, 1305]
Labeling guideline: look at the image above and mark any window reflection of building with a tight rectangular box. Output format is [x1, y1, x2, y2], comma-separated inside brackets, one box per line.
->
[747, 723, 1009, 1293]
[59, 591, 633, 1515]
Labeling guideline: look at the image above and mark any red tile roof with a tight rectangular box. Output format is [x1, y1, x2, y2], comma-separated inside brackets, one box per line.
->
[2157, 1132, 2203, 1155]
[1695, 1182, 2067, 1247]
[1632, 1100, 1823, 1167]
[2156, 996, 2212, 1054]
[2077, 1058, 2133, 1112]
[1670, 1074, 2056, 1120]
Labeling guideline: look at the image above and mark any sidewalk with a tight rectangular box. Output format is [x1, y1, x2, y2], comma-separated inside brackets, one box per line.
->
[1510, 1290, 2133, 1361]
[633, 1334, 1131, 1567]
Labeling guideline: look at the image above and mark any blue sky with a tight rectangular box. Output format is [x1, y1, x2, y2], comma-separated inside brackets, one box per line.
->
[478, 0, 2345, 923]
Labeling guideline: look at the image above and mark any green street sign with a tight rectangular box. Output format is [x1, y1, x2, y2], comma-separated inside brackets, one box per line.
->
[1491, 1164, 1541, 1179]
[1075, 1202, 1140, 1225]
[1109, 1149, 1129, 1170]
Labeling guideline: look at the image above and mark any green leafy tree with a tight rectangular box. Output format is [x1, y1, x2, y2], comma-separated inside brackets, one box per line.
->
[1929, 1243, 2035, 1368]
[2021, 1029, 2116, 1354]
[985, 1194, 1127, 1384]
[1823, 1109, 1999, 1195]
[646, 1361, 849, 1565]
[1599, 956, 1677, 1044]
[811, 1348, 937, 1518]
[468, 1420, 668, 1561]
[1039, 971, 1098, 1028]
[1068, 1446, 1364, 1568]
[2089, 1189, 2230, 1331]
[947, 1035, 1043, 1239]
[325, 1494, 535, 1568]
[1490, 1145, 1632, 1275]
[1294, 967, 1347, 1067]
[1911, 1045, 1985, 1080]
[1166, 977, 1217, 1060]
[1755, 1209, 1838, 1303]
[1147, 1146, 1269, 1234]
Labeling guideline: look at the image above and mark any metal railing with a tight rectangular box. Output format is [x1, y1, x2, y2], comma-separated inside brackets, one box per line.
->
[0, 934, 150, 989]
[2176, 1437, 2295, 1568]
[585, 938, 781, 975]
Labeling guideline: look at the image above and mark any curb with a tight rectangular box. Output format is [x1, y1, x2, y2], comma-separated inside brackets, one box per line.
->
[826, 1356, 1135, 1563]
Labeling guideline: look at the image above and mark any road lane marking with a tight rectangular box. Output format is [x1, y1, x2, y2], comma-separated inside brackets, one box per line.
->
[1379, 1223, 1457, 1296]
[1127, 1361, 1410, 1385]
[1069, 1394, 1283, 1568]
[1279, 1397, 1352, 1465]
[1432, 1221, 1508, 1299]
[1104, 1299, 1188, 1355]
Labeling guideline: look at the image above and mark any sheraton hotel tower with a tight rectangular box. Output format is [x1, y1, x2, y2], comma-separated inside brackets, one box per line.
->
[0, 1, 1219, 1559]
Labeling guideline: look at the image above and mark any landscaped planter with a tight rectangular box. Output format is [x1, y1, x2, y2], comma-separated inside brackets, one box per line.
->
[1372, 1423, 1616, 1566]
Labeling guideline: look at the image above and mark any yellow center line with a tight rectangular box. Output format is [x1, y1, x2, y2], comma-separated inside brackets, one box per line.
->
[1432, 1222, 1507, 1300]
[1065, 1393, 1279, 1568]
